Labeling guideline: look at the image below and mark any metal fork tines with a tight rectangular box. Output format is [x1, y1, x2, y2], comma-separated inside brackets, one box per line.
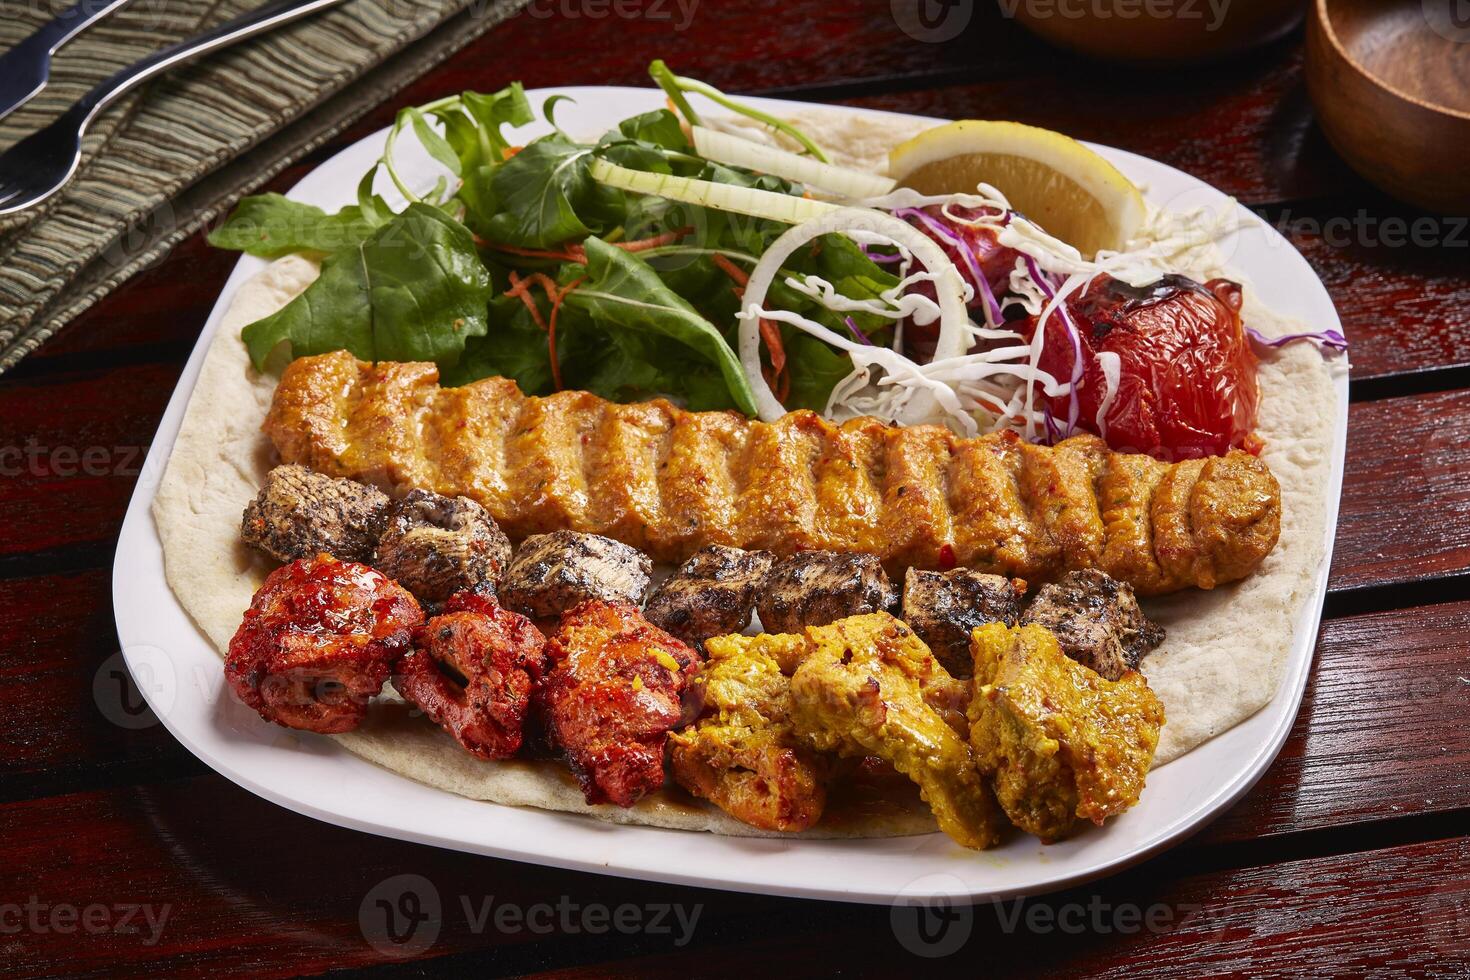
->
[0, 0, 354, 216]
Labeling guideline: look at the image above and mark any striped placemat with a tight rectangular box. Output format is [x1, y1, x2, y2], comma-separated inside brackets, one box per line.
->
[0, 0, 530, 372]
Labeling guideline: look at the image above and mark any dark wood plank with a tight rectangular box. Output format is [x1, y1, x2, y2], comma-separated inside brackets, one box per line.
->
[0, 774, 1463, 977]
[1331, 387, 1470, 593]
[1202, 599, 1470, 843]
[844, 48, 1355, 207]
[0, 363, 174, 562]
[0, 571, 198, 799]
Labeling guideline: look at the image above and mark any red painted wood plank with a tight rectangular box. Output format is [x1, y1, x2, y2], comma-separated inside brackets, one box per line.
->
[0, 775, 1463, 977]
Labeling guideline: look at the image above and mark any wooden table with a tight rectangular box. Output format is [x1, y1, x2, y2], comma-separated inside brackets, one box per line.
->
[4, 2, 1468, 975]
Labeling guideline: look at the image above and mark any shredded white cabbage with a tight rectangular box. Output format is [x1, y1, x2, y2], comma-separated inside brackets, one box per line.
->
[730, 183, 1240, 439]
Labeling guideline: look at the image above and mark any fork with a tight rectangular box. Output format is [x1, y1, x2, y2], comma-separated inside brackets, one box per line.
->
[0, 0, 355, 216]
[0, 0, 137, 123]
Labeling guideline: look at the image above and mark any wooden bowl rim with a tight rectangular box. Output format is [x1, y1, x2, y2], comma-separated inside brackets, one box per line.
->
[1313, 0, 1470, 122]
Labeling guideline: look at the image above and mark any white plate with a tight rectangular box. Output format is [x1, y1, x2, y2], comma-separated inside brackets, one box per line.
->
[112, 87, 1348, 905]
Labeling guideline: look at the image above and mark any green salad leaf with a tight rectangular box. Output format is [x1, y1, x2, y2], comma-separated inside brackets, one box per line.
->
[207, 194, 379, 259]
[562, 237, 758, 415]
[241, 203, 493, 369]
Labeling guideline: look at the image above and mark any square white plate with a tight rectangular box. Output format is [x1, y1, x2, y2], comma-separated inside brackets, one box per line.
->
[112, 87, 1347, 905]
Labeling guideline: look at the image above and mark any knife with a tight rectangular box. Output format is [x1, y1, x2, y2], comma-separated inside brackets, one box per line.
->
[0, 0, 135, 123]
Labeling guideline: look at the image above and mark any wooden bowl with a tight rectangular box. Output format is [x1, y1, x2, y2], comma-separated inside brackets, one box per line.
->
[1011, 0, 1304, 65]
[1307, 0, 1470, 213]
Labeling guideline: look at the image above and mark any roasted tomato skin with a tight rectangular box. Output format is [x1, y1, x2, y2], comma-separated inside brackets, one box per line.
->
[1030, 274, 1260, 461]
[225, 554, 423, 734]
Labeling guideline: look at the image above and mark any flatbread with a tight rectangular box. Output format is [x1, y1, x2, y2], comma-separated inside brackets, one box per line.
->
[152, 113, 1339, 836]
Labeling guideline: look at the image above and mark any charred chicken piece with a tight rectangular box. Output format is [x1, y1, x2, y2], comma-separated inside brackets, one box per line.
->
[394, 589, 546, 759]
[241, 464, 390, 563]
[755, 551, 896, 635]
[225, 554, 422, 733]
[374, 490, 512, 605]
[970, 623, 1164, 842]
[538, 601, 698, 807]
[669, 632, 828, 832]
[901, 568, 1026, 678]
[500, 531, 652, 621]
[644, 545, 776, 646]
[789, 613, 1004, 849]
[1020, 570, 1164, 681]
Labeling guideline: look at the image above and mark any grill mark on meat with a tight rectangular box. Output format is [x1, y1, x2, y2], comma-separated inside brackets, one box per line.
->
[588, 401, 671, 550]
[812, 418, 884, 552]
[882, 425, 956, 570]
[740, 413, 823, 552]
[264, 352, 1281, 594]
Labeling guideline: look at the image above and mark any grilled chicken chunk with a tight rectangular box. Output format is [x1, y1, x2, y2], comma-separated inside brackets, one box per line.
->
[374, 490, 512, 604]
[264, 351, 1283, 593]
[225, 554, 422, 733]
[241, 464, 390, 564]
[500, 531, 652, 621]
[644, 545, 775, 646]
[1020, 570, 1164, 680]
[755, 551, 896, 635]
[902, 569, 1026, 678]
[790, 613, 1004, 849]
[394, 589, 546, 760]
[669, 632, 829, 832]
[538, 601, 698, 807]
[970, 623, 1164, 842]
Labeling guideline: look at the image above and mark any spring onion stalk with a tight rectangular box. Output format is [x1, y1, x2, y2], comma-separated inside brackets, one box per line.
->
[691, 126, 895, 199]
[589, 157, 839, 225]
[648, 61, 830, 162]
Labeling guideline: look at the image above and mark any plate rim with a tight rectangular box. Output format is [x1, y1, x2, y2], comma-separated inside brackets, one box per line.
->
[111, 85, 1348, 906]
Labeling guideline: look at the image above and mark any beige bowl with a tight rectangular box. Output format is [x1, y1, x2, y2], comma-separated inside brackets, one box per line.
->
[1307, 0, 1470, 213]
[1010, 0, 1306, 64]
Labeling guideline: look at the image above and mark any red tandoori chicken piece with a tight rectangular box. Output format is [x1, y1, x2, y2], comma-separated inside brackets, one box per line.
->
[394, 588, 548, 759]
[538, 600, 699, 807]
[225, 553, 423, 734]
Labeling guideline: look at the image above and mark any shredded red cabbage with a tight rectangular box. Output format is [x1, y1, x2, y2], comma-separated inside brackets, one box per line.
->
[842, 315, 876, 346]
[1246, 325, 1347, 352]
[1024, 256, 1084, 437]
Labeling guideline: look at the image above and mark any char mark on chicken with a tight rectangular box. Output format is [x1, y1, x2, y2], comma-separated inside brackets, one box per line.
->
[374, 490, 512, 605]
[394, 589, 546, 759]
[901, 568, 1026, 678]
[644, 545, 775, 646]
[755, 551, 896, 635]
[499, 530, 652, 621]
[1020, 569, 1164, 680]
[225, 554, 423, 733]
[241, 464, 390, 564]
[537, 600, 698, 807]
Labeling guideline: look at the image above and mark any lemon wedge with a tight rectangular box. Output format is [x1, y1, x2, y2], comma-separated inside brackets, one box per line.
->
[888, 120, 1146, 256]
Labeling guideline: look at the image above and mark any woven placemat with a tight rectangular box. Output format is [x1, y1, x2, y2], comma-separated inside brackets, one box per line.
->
[0, 0, 531, 372]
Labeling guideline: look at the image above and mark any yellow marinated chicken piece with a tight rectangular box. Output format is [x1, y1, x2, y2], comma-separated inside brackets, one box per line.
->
[789, 613, 1004, 849]
[668, 633, 829, 832]
[969, 623, 1165, 842]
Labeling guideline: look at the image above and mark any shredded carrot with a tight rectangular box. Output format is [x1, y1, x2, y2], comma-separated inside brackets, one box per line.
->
[503, 145, 523, 160]
[545, 276, 585, 393]
[712, 252, 787, 393]
[482, 239, 583, 264]
[505, 271, 581, 392]
[505, 271, 549, 332]
[709, 252, 749, 287]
